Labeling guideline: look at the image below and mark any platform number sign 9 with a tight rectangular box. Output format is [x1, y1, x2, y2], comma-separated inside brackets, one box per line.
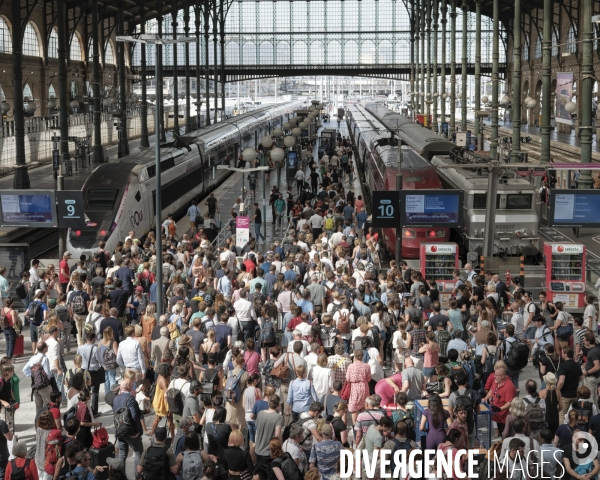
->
[372, 191, 400, 228]
[56, 191, 86, 229]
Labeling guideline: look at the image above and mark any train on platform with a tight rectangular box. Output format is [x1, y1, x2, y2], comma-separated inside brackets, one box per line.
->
[358, 101, 541, 263]
[346, 104, 450, 259]
[67, 101, 304, 259]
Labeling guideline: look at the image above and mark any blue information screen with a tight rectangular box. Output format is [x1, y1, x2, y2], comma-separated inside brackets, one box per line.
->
[1, 194, 53, 223]
[550, 190, 600, 227]
[287, 151, 297, 170]
[401, 190, 463, 227]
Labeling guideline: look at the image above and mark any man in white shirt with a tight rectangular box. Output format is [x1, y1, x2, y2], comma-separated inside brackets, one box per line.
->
[233, 289, 255, 322]
[295, 169, 305, 193]
[116, 325, 146, 381]
[309, 213, 324, 239]
[29, 259, 40, 283]
[23, 341, 52, 412]
[500, 438, 527, 480]
[464, 263, 477, 284]
[46, 326, 63, 389]
[219, 245, 237, 271]
[531, 316, 553, 356]
[297, 234, 309, 252]
[510, 302, 525, 339]
[287, 331, 311, 357]
[584, 294, 598, 332]
[329, 227, 344, 249]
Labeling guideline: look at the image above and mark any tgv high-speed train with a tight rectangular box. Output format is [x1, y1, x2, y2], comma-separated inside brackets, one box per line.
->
[67, 101, 304, 258]
[346, 104, 449, 258]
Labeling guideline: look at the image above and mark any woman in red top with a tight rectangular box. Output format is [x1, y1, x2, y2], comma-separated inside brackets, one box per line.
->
[483, 360, 517, 435]
[286, 306, 304, 332]
[5, 442, 38, 480]
[1, 297, 19, 359]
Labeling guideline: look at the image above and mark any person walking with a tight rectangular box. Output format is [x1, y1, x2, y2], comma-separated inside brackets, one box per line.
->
[1, 297, 19, 359]
[251, 203, 265, 245]
[113, 376, 145, 474]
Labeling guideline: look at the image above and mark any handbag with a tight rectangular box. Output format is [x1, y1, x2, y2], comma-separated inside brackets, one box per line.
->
[92, 427, 109, 448]
[557, 323, 573, 339]
[270, 353, 293, 381]
[340, 381, 351, 401]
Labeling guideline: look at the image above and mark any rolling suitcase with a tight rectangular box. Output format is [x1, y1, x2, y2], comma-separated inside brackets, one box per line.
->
[89, 442, 115, 480]
[13, 335, 24, 357]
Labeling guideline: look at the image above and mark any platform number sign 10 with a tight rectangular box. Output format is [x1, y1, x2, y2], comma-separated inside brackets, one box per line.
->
[372, 191, 400, 229]
[56, 191, 86, 229]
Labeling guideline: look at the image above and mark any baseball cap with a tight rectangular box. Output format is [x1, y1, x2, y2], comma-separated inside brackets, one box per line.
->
[106, 458, 125, 472]
[63, 251, 72, 258]
[320, 424, 333, 436]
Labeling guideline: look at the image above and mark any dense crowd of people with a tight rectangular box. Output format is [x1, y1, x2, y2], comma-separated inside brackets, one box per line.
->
[0, 127, 597, 480]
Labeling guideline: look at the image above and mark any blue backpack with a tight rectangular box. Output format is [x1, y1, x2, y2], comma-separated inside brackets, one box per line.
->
[260, 319, 276, 343]
[225, 368, 245, 404]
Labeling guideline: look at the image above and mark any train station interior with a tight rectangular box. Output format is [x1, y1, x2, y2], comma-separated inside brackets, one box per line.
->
[0, 0, 599, 476]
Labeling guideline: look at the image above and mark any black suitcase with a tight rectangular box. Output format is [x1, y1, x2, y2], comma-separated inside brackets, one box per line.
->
[89, 442, 116, 480]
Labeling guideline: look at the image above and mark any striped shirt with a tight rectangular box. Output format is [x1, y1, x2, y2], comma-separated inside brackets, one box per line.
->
[411, 328, 427, 359]
[327, 354, 351, 386]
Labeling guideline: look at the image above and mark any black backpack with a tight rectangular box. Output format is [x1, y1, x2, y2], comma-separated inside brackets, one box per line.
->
[454, 390, 476, 433]
[143, 445, 167, 480]
[27, 280, 40, 302]
[10, 459, 31, 480]
[15, 282, 27, 300]
[274, 452, 303, 480]
[114, 397, 136, 438]
[574, 400, 594, 431]
[503, 338, 529, 371]
[200, 369, 219, 404]
[483, 346, 498, 376]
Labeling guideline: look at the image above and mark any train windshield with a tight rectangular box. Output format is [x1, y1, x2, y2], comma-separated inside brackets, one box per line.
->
[506, 194, 532, 209]
[86, 189, 119, 210]
[473, 194, 500, 209]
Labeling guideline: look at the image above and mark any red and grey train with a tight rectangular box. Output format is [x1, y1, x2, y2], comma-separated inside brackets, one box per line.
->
[346, 104, 450, 259]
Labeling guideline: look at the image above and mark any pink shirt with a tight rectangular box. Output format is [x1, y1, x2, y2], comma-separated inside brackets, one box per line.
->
[59, 259, 70, 283]
[244, 350, 260, 375]
[423, 344, 439, 368]
[374, 373, 402, 405]
[355, 199, 365, 213]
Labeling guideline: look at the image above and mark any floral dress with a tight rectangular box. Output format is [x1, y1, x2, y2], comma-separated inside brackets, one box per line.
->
[345, 361, 371, 413]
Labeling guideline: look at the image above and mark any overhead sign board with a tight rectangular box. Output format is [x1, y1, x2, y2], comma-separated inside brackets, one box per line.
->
[549, 189, 600, 228]
[56, 191, 86, 229]
[0, 190, 57, 227]
[372, 191, 400, 229]
[550, 243, 584, 254]
[400, 190, 463, 228]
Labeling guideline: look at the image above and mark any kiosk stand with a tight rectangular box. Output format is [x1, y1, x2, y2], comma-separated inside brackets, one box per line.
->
[543, 242, 586, 309]
[420, 243, 460, 308]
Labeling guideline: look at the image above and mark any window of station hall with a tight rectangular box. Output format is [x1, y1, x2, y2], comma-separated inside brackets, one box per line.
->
[565, 24, 577, 54]
[23, 22, 40, 56]
[70, 33, 82, 61]
[0, 17, 10, 54]
[105, 41, 115, 65]
[48, 28, 58, 58]
[522, 36, 529, 61]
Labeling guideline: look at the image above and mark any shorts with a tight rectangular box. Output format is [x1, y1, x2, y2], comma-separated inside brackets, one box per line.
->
[30, 324, 39, 343]
[261, 339, 276, 349]
[380, 331, 386, 341]
[423, 367, 436, 378]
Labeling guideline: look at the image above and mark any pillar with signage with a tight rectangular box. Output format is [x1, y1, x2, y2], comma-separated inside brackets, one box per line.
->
[236, 216, 250, 249]
[544, 243, 586, 309]
[420, 243, 460, 308]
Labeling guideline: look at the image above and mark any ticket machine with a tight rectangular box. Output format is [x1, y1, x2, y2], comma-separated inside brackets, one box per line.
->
[544, 242, 586, 309]
[420, 243, 460, 308]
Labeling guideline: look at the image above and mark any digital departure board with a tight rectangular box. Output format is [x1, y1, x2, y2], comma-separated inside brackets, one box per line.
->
[549, 190, 600, 228]
[400, 190, 464, 228]
[0, 190, 57, 227]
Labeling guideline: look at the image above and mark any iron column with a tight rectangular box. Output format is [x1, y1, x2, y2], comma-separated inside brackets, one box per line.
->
[483, 163, 499, 257]
[57, 0, 70, 177]
[441, 0, 447, 134]
[432, 0, 439, 132]
[420, 0, 425, 114]
[139, 0, 150, 147]
[195, 3, 202, 128]
[540, 0, 552, 163]
[490, 0, 499, 160]
[154, 40, 164, 317]
[157, 0, 167, 141]
[11, 0, 29, 188]
[219, 0, 226, 115]
[118, 4, 129, 157]
[415, 0, 420, 114]
[213, 0, 218, 121]
[579, 0, 594, 186]
[426, 0, 431, 123]
[204, 0, 211, 126]
[450, 0, 456, 135]
[410, 0, 415, 118]
[172, 0, 180, 134]
[474, 0, 481, 148]
[510, 0, 522, 163]
[461, 0, 467, 131]
[92, 0, 105, 160]
[184, 0, 192, 133]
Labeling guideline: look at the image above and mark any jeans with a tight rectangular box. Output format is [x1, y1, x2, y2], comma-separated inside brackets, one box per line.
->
[343, 338, 351, 354]
[105, 368, 117, 394]
[247, 420, 257, 442]
[584, 375, 600, 407]
[255, 223, 265, 242]
[525, 326, 537, 340]
[507, 369, 520, 390]
[117, 434, 144, 473]
[292, 411, 300, 422]
[4, 327, 15, 358]
[61, 321, 72, 352]
[276, 211, 285, 229]
[53, 371, 65, 399]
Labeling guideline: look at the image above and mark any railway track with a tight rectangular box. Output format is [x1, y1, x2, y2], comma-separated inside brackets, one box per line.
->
[467, 121, 600, 165]
[2, 227, 59, 259]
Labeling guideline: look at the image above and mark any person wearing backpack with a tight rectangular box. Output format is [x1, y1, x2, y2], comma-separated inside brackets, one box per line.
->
[136, 426, 178, 480]
[500, 324, 528, 389]
[582, 330, 600, 407]
[68, 281, 91, 348]
[23, 341, 53, 412]
[4, 441, 37, 480]
[113, 377, 144, 474]
[448, 370, 479, 448]
[224, 354, 249, 428]
[25, 290, 48, 356]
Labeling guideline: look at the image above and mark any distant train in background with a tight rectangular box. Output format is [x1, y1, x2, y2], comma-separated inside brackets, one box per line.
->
[346, 104, 449, 259]
[358, 102, 541, 263]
